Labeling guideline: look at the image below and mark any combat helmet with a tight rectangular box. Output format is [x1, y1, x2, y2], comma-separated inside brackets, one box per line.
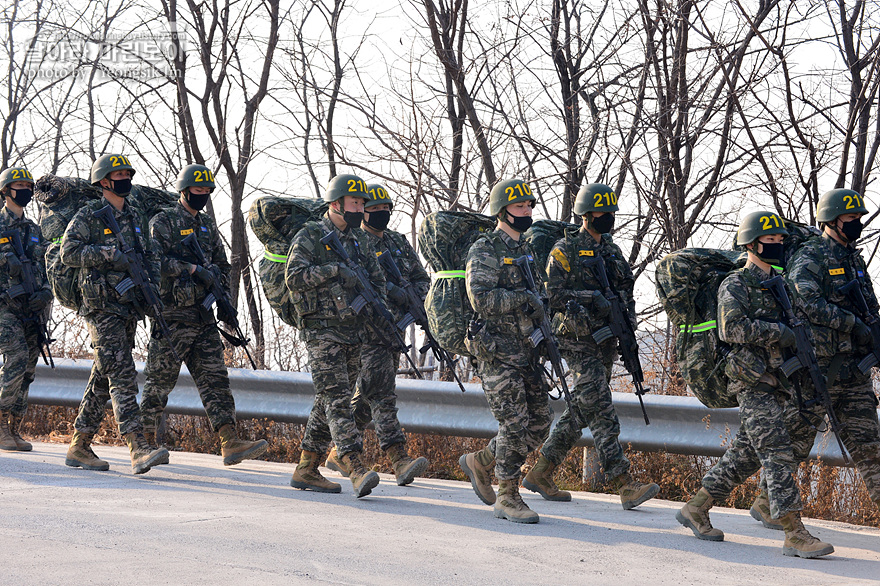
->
[365, 183, 393, 210]
[816, 188, 869, 223]
[176, 164, 216, 192]
[574, 183, 619, 215]
[0, 167, 34, 192]
[488, 179, 536, 216]
[90, 154, 136, 185]
[324, 174, 369, 203]
[736, 210, 789, 245]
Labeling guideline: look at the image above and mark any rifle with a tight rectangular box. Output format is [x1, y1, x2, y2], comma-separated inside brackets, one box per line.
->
[93, 205, 181, 363]
[582, 254, 650, 425]
[319, 230, 422, 378]
[378, 250, 466, 392]
[181, 233, 257, 370]
[762, 275, 850, 465]
[0, 229, 54, 367]
[839, 279, 880, 374]
[512, 255, 574, 410]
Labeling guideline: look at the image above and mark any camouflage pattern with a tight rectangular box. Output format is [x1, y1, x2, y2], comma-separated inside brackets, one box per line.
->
[140, 202, 236, 433]
[701, 263, 802, 519]
[539, 228, 635, 479]
[465, 228, 552, 480]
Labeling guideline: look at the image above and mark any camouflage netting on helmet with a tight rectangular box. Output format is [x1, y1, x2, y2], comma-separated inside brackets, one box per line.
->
[418, 211, 495, 357]
[524, 219, 579, 270]
[248, 196, 328, 327]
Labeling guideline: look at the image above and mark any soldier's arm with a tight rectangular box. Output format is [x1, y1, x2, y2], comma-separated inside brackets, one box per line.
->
[466, 238, 527, 316]
[60, 209, 114, 268]
[285, 228, 339, 292]
[787, 254, 856, 332]
[545, 243, 600, 313]
[361, 236, 388, 304]
[31, 223, 51, 292]
[718, 274, 787, 345]
[150, 212, 187, 279]
[208, 219, 233, 293]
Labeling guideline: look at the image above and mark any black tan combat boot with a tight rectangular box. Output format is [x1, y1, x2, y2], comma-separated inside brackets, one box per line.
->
[458, 446, 496, 505]
[65, 431, 110, 471]
[290, 450, 342, 493]
[523, 454, 571, 502]
[494, 478, 539, 524]
[342, 451, 380, 498]
[750, 490, 783, 530]
[8, 413, 32, 451]
[614, 472, 660, 510]
[324, 445, 352, 477]
[386, 443, 429, 486]
[780, 511, 834, 558]
[140, 426, 169, 466]
[0, 411, 18, 451]
[676, 488, 724, 541]
[124, 432, 170, 475]
[218, 424, 268, 466]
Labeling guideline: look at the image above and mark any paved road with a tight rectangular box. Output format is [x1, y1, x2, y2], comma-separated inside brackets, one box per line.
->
[1, 443, 878, 585]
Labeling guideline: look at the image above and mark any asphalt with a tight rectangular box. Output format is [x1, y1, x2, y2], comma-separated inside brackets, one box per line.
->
[1, 443, 878, 585]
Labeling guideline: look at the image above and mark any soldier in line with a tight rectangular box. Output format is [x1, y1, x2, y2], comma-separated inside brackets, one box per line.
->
[285, 174, 383, 498]
[140, 165, 268, 466]
[0, 167, 52, 451]
[324, 183, 430, 486]
[677, 211, 833, 558]
[524, 184, 659, 509]
[458, 179, 553, 524]
[62, 155, 169, 475]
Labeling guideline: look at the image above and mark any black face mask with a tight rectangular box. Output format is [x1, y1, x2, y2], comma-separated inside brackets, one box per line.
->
[185, 191, 211, 211]
[108, 178, 132, 197]
[839, 217, 863, 242]
[504, 212, 533, 233]
[10, 187, 33, 207]
[757, 242, 784, 266]
[343, 211, 364, 230]
[591, 213, 615, 234]
[365, 209, 391, 231]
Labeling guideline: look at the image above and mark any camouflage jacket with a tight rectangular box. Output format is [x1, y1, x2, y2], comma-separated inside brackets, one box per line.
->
[363, 228, 430, 326]
[149, 201, 231, 323]
[718, 262, 790, 387]
[60, 197, 158, 317]
[285, 213, 387, 344]
[0, 205, 49, 311]
[787, 233, 880, 358]
[545, 228, 636, 345]
[466, 228, 546, 367]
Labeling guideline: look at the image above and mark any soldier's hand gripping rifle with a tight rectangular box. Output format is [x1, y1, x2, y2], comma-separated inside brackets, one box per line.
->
[513, 255, 574, 410]
[182, 232, 257, 370]
[839, 279, 880, 375]
[762, 275, 850, 465]
[0, 229, 54, 367]
[378, 250, 466, 392]
[320, 230, 422, 379]
[582, 254, 650, 425]
[93, 205, 181, 363]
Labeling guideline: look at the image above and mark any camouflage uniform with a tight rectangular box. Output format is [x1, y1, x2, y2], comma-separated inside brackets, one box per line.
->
[140, 202, 236, 433]
[286, 214, 386, 457]
[465, 229, 552, 481]
[60, 197, 157, 436]
[540, 228, 635, 480]
[350, 229, 430, 448]
[701, 263, 802, 519]
[0, 206, 48, 417]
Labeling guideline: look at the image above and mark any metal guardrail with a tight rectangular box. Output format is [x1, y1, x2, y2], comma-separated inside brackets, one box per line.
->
[29, 359, 860, 467]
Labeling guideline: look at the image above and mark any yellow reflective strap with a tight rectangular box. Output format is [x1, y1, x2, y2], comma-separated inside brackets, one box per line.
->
[435, 270, 465, 279]
[550, 248, 570, 272]
[263, 250, 288, 263]
[679, 321, 717, 333]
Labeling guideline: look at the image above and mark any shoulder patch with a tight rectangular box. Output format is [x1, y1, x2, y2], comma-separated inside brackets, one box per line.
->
[550, 248, 570, 272]
[805, 261, 821, 276]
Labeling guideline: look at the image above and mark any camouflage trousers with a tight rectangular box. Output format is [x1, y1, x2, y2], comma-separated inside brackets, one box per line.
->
[478, 358, 552, 480]
[74, 312, 142, 436]
[703, 379, 801, 519]
[0, 308, 41, 416]
[541, 343, 629, 480]
[350, 343, 406, 450]
[301, 338, 363, 457]
[141, 319, 236, 434]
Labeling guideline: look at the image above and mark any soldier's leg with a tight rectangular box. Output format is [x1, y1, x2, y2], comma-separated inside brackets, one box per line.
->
[356, 344, 404, 449]
[15, 320, 42, 415]
[302, 340, 361, 456]
[73, 356, 111, 435]
[141, 320, 187, 434]
[0, 313, 29, 450]
[834, 381, 880, 505]
[522, 364, 552, 453]
[87, 313, 142, 436]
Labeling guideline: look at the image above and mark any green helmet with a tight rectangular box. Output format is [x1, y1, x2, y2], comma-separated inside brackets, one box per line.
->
[365, 183, 393, 210]
[90, 154, 136, 185]
[488, 179, 536, 216]
[816, 188, 869, 223]
[736, 210, 789, 245]
[0, 167, 34, 192]
[176, 164, 216, 192]
[324, 173, 368, 203]
[574, 183, 619, 215]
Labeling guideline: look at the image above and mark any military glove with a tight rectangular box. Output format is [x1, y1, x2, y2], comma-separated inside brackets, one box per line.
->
[524, 292, 546, 321]
[778, 324, 796, 348]
[620, 337, 639, 358]
[109, 249, 130, 272]
[217, 303, 237, 326]
[28, 289, 53, 313]
[591, 290, 612, 318]
[192, 264, 216, 288]
[852, 319, 873, 346]
[337, 264, 358, 289]
[386, 282, 408, 306]
[4, 252, 22, 277]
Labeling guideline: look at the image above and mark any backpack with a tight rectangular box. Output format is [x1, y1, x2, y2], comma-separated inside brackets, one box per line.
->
[418, 211, 495, 357]
[524, 219, 579, 270]
[247, 196, 328, 327]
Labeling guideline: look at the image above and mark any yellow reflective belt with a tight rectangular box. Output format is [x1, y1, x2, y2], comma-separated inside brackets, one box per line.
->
[263, 251, 288, 263]
[679, 321, 717, 333]
[435, 270, 466, 279]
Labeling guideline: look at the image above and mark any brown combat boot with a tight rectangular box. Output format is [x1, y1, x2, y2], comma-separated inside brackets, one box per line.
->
[140, 427, 169, 466]
[780, 511, 834, 558]
[614, 472, 660, 510]
[750, 490, 783, 530]
[386, 443, 429, 486]
[8, 413, 32, 451]
[65, 431, 110, 471]
[458, 446, 496, 505]
[676, 488, 724, 541]
[523, 454, 571, 502]
[123, 432, 169, 475]
[0, 412, 18, 451]
[494, 478, 539, 524]
[218, 424, 268, 466]
[290, 450, 342, 493]
[324, 445, 352, 477]
[342, 451, 380, 498]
